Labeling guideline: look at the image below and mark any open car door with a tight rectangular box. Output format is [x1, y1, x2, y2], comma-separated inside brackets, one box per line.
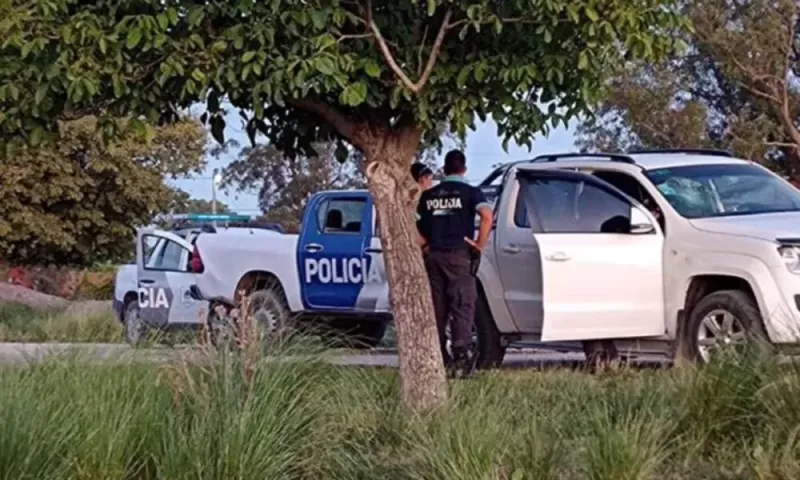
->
[517, 169, 666, 342]
[135, 228, 205, 327]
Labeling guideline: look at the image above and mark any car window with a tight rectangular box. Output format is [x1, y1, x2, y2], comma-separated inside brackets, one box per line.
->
[517, 177, 632, 233]
[645, 164, 800, 218]
[591, 170, 666, 231]
[142, 235, 187, 271]
[142, 236, 160, 266]
[316, 197, 367, 234]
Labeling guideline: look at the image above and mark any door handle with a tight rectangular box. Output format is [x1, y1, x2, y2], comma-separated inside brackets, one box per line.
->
[502, 245, 521, 254]
[364, 248, 382, 254]
[304, 243, 323, 253]
[545, 251, 571, 262]
[138, 279, 155, 285]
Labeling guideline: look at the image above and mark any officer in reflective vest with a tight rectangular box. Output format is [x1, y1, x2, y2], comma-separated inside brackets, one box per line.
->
[416, 150, 493, 378]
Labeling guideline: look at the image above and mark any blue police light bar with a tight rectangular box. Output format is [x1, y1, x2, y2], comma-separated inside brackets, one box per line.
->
[176, 213, 253, 222]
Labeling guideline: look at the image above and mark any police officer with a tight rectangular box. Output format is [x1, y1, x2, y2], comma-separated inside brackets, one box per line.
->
[410, 162, 434, 190]
[417, 150, 493, 378]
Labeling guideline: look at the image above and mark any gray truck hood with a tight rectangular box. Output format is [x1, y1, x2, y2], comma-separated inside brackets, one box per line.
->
[690, 212, 800, 242]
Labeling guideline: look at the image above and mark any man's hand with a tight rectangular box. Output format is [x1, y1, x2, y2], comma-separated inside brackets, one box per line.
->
[464, 237, 485, 251]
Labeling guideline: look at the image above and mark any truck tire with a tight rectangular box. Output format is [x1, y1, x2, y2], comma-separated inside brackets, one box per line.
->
[474, 290, 506, 369]
[245, 288, 291, 344]
[123, 296, 148, 347]
[683, 289, 772, 363]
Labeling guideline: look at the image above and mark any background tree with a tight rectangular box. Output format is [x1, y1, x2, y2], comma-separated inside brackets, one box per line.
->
[576, 0, 799, 178]
[0, 116, 206, 267]
[221, 141, 364, 233]
[1, 0, 684, 411]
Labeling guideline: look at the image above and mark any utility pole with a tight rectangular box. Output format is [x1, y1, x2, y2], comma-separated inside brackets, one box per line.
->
[211, 168, 219, 228]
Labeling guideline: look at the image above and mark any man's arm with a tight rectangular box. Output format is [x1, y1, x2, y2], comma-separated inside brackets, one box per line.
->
[465, 187, 493, 251]
[474, 205, 493, 249]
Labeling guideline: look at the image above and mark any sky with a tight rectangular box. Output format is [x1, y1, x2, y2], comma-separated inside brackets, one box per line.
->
[168, 112, 580, 215]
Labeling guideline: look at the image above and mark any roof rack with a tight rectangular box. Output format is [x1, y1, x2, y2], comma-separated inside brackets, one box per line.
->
[626, 148, 733, 157]
[529, 152, 637, 165]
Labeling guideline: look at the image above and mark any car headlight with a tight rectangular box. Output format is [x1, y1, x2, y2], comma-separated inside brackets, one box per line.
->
[778, 245, 800, 273]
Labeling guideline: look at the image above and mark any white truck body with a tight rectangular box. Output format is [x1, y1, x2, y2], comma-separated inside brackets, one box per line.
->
[112, 226, 283, 336]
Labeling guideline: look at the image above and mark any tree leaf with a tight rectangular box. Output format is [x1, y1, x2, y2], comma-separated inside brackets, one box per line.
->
[242, 51, 256, 63]
[157, 13, 169, 30]
[339, 81, 367, 106]
[29, 127, 43, 147]
[210, 115, 226, 144]
[34, 85, 48, 105]
[309, 10, 328, 30]
[125, 28, 142, 49]
[578, 51, 589, 70]
[188, 8, 205, 26]
[585, 6, 600, 22]
[363, 60, 381, 78]
[167, 7, 179, 25]
[315, 56, 336, 75]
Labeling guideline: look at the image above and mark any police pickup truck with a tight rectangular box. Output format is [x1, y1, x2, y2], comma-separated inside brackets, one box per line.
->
[112, 224, 282, 344]
[193, 148, 800, 368]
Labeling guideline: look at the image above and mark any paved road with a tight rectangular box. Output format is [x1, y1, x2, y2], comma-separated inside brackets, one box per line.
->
[0, 342, 670, 369]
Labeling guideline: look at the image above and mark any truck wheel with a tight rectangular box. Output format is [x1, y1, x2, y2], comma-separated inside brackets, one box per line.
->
[123, 297, 148, 347]
[684, 289, 772, 363]
[329, 319, 389, 349]
[474, 290, 506, 370]
[246, 288, 291, 345]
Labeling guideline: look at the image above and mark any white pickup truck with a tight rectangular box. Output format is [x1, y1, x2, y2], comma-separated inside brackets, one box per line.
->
[192, 148, 800, 367]
[112, 225, 282, 344]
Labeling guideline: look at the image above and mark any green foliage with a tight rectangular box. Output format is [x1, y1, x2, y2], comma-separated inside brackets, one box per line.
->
[0, 116, 207, 267]
[576, 0, 800, 173]
[1, 0, 686, 156]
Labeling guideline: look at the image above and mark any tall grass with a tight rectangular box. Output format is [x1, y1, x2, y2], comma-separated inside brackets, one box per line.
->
[0, 302, 122, 343]
[2, 342, 800, 479]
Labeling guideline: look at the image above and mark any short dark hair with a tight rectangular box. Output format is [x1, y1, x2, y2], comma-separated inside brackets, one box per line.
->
[443, 149, 467, 175]
[410, 162, 433, 182]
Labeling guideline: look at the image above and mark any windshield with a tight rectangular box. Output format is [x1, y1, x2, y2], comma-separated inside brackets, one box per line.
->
[645, 164, 800, 218]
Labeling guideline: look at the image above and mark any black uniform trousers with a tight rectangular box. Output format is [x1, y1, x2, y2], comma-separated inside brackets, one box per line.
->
[424, 247, 477, 359]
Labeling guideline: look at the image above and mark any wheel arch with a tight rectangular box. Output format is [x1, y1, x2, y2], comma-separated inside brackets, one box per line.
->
[121, 291, 138, 322]
[683, 275, 758, 314]
[234, 270, 287, 305]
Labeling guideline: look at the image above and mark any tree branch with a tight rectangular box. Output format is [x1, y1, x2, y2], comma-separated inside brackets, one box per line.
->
[336, 33, 373, 44]
[366, 0, 451, 95]
[779, 12, 800, 149]
[289, 98, 366, 150]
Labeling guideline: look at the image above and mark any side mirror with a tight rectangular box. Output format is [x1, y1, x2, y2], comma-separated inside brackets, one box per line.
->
[630, 206, 655, 234]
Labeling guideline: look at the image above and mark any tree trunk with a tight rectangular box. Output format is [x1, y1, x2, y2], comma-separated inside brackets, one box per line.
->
[364, 127, 447, 412]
